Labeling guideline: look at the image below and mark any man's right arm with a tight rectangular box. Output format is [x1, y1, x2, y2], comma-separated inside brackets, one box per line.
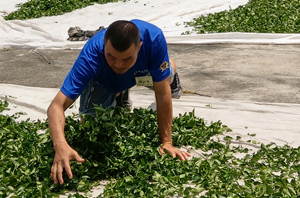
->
[47, 91, 84, 185]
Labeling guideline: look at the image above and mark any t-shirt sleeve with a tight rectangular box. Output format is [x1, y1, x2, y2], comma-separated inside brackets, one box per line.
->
[60, 41, 101, 100]
[149, 31, 170, 82]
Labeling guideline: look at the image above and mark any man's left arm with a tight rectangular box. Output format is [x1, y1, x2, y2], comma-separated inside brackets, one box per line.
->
[153, 77, 191, 161]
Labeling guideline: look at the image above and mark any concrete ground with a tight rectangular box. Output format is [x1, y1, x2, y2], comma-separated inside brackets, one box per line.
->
[1, 44, 300, 104]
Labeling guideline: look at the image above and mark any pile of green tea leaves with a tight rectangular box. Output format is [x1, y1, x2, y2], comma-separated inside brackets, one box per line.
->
[1, 97, 300, 197]
[4, 0, 123, 20]
[184, 0, 300, 34]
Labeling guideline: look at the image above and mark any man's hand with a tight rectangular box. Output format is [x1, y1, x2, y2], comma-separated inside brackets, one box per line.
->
[159, 142, 191, 161]
[51, 143, 84, 185]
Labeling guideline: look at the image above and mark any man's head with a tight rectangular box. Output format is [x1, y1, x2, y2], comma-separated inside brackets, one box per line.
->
[104, 20, 142, 74]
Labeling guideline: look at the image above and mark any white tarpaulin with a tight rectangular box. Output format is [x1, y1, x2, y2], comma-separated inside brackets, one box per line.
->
[1, 0, 300, 196]
[1, 0, 300, 48]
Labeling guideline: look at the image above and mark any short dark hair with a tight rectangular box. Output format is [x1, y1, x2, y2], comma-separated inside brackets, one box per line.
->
[104, 20, 140, 52]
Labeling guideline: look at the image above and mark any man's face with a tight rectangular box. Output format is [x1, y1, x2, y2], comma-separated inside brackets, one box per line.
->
[104, 39, 142, 74]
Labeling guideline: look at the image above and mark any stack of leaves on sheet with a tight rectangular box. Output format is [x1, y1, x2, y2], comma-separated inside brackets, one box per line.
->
[4, 0, 121, 20]
[0, 97, 300, 197]
[184, 0, 300, 34]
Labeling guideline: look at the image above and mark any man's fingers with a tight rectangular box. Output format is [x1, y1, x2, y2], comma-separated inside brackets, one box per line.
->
[160, 144, 192, 161]
[57, 163, 64, 185]
[159, 146, 165, 155]
[178, 151, 191, 161]
[50, 145, 83, 185]
[72, 152, 85, 163]
[161, 144, 191, 161]
[185, 151, 191, 157]
[51, 165, 58, 184]
[51, 159, 75, 184]
[64, 163, 73, 179]
[176, 151, 186, 161]
[170, 150, 177, 158]
[64, 151, 84, 179]
[184, 151, 191, 159]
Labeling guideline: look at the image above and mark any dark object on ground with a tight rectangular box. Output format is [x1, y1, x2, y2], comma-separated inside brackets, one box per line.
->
[67, 26, 105, 41]
[171, 72, 182, 99]
[116, 89, 132, 110]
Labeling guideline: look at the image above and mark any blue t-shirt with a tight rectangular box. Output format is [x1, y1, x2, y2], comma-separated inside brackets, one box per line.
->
[61, 19, 170, 100]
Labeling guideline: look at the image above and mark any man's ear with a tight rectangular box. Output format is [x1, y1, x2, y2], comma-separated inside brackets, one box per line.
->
[138, 41, 143, 51]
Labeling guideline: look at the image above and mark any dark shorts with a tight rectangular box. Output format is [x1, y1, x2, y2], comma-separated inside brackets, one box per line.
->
[79, 81, 117, 116]
[79, 65, 175, 115]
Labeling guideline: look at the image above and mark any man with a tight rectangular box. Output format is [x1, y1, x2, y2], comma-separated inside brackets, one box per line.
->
[47, 19, 191, 185]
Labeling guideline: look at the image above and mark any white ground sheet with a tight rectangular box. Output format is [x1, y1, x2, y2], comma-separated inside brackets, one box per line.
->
[1, 0, 300, 196]
[1, 0, 300, 48]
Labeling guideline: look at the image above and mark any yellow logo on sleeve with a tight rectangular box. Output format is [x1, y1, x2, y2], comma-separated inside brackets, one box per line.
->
[160, 61, 169, 72]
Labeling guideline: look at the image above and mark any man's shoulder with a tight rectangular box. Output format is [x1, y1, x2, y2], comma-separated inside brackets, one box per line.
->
[84, 29, 106, 51]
